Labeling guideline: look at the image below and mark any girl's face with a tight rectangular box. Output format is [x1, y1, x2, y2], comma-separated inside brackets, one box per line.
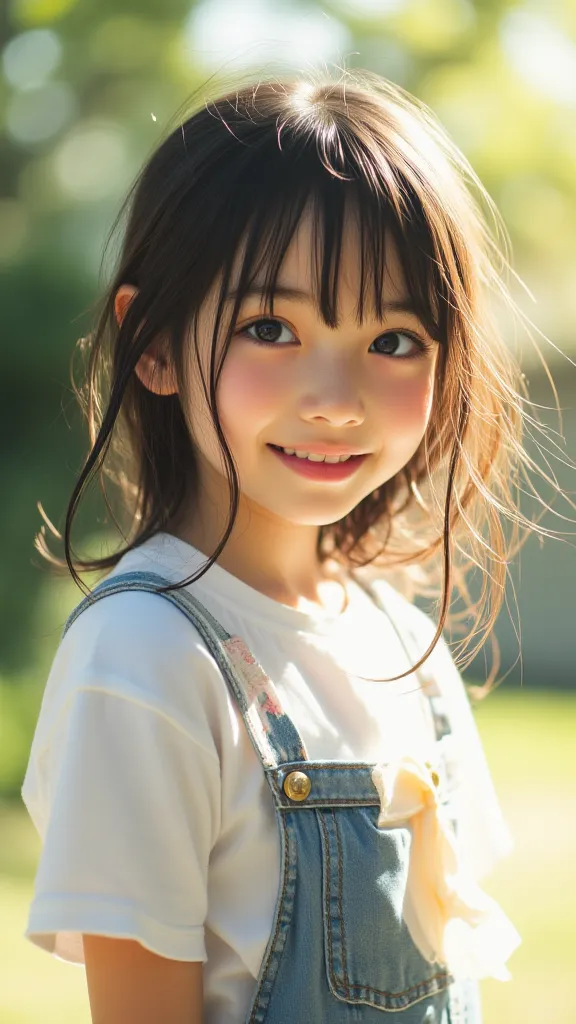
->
[184, 215, 440, 529]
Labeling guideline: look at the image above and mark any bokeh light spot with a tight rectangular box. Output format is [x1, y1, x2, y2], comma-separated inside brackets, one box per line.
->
[52, 123, 129, 202]
[7, 81, 76, 145]
[185, 0, 351, 71]
[1, 28, 61, 91]
[500, 11, 576, 108]
[10, 0, 79, 28]
[384, 0, 475, 54]
[331, 0, 405, 15]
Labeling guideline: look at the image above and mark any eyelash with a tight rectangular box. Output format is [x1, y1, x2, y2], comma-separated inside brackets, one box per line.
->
[236, 317, 432, 360]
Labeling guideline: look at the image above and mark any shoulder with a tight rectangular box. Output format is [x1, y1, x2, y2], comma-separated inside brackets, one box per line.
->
[369, 576, 469, 705]
[34, 584, 235, 762]
[370, 578, 446, 658]
[62, 584, 218, 678]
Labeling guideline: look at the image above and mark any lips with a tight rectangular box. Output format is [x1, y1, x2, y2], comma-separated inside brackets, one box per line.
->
[267, 444, 368, 481]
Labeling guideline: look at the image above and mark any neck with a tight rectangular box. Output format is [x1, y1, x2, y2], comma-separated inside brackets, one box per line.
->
[168, 463, 345, 611]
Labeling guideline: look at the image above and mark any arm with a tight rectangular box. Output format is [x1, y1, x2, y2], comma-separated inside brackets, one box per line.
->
[83, 935, 203, 1024]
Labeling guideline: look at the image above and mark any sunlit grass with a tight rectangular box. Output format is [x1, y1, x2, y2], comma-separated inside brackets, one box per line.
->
[1, 876, 90, 1024]
[1, 690, 575, 1023]
[474, 689, 576, 1024]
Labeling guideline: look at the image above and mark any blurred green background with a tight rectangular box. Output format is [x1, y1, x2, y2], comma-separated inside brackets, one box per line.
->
[1, 0, 575, 1021]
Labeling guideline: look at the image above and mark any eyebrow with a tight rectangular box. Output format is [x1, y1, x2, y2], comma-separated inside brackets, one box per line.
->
[225, 284, 420, 317]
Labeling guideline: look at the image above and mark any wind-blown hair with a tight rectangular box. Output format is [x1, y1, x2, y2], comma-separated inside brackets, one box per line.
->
[38, 70, 572, 690]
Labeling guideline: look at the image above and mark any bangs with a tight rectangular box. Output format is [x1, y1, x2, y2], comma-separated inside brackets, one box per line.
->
[209, 124, 454, 348]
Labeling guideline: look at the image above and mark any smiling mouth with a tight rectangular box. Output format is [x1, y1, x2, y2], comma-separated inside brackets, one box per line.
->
[269, 445, 365, 463]
[267, 444, 368, 480]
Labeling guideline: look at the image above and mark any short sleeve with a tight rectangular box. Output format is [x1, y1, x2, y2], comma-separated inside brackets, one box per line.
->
[21, 593, 224, 965]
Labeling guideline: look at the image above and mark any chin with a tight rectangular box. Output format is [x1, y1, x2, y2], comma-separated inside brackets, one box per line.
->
[260, 499, 362, 528]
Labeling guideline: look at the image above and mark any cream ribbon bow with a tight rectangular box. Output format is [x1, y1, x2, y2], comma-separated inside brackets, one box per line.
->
[371, 756, 521, 981]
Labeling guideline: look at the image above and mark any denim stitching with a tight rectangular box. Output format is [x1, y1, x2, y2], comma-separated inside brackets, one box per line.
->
[332, 808, 351, 998]
[338, 968, 453, 999]
[318, 809, 453, 1008]
[278, 761, 383, 771]
[317, 811, 336, 991]
[277, 798, 379, 807]
[247, 813, 292, 1023]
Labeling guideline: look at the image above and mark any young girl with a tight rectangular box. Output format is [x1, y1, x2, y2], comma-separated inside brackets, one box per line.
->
[24, 69, 553, 1023]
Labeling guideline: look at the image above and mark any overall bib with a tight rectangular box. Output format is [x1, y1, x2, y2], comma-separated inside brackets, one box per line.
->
[65, 571, 483, 1023]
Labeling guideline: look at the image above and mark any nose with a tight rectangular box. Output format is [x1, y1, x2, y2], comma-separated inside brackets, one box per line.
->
[298, 357, 365, 427]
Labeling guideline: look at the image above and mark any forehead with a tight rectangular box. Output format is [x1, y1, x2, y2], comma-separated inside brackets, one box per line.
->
[275, 211, 408, 304]
[225, 206, 410, 326]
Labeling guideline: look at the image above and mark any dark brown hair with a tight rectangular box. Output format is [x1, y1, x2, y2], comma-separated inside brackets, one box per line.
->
[39, 70, 574, 690]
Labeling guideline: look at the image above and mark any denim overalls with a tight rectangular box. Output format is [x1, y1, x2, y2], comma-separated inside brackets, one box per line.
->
[65, 570, 483, 1024]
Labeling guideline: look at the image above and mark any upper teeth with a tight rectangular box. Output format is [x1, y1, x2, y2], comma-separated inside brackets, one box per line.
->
[281, 448, 352, 462]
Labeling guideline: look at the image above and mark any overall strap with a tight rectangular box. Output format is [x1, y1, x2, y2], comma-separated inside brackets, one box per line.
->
[63, 570, 308, 769]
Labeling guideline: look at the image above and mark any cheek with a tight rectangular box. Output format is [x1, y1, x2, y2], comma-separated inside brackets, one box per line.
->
[217, 351, 283, 441]
[379, 368, 432, 428]
[410, 372, 435, 423]
[375, 368, 436, 450]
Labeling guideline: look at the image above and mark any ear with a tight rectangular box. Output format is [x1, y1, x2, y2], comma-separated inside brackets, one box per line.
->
[114, 283, 138, 328]
[114, 283, 179, 397]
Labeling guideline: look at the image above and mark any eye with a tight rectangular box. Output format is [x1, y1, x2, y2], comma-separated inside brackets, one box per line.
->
[240, 318, 296, 345]
[369, 331, 429, 358]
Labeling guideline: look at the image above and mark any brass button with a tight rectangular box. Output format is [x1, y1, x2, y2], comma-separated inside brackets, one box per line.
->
[283, 770, 312, 802]
[425, 762, 441, 788]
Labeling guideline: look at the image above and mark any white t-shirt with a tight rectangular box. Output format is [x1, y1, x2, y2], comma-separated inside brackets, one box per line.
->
[22, 532, 512, 1024]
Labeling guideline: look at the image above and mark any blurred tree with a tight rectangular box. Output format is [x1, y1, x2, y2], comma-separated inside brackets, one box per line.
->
[0, 0, 200, 673]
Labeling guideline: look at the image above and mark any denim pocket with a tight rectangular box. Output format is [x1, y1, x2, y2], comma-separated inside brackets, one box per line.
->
[317, 806, 453, 1011]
